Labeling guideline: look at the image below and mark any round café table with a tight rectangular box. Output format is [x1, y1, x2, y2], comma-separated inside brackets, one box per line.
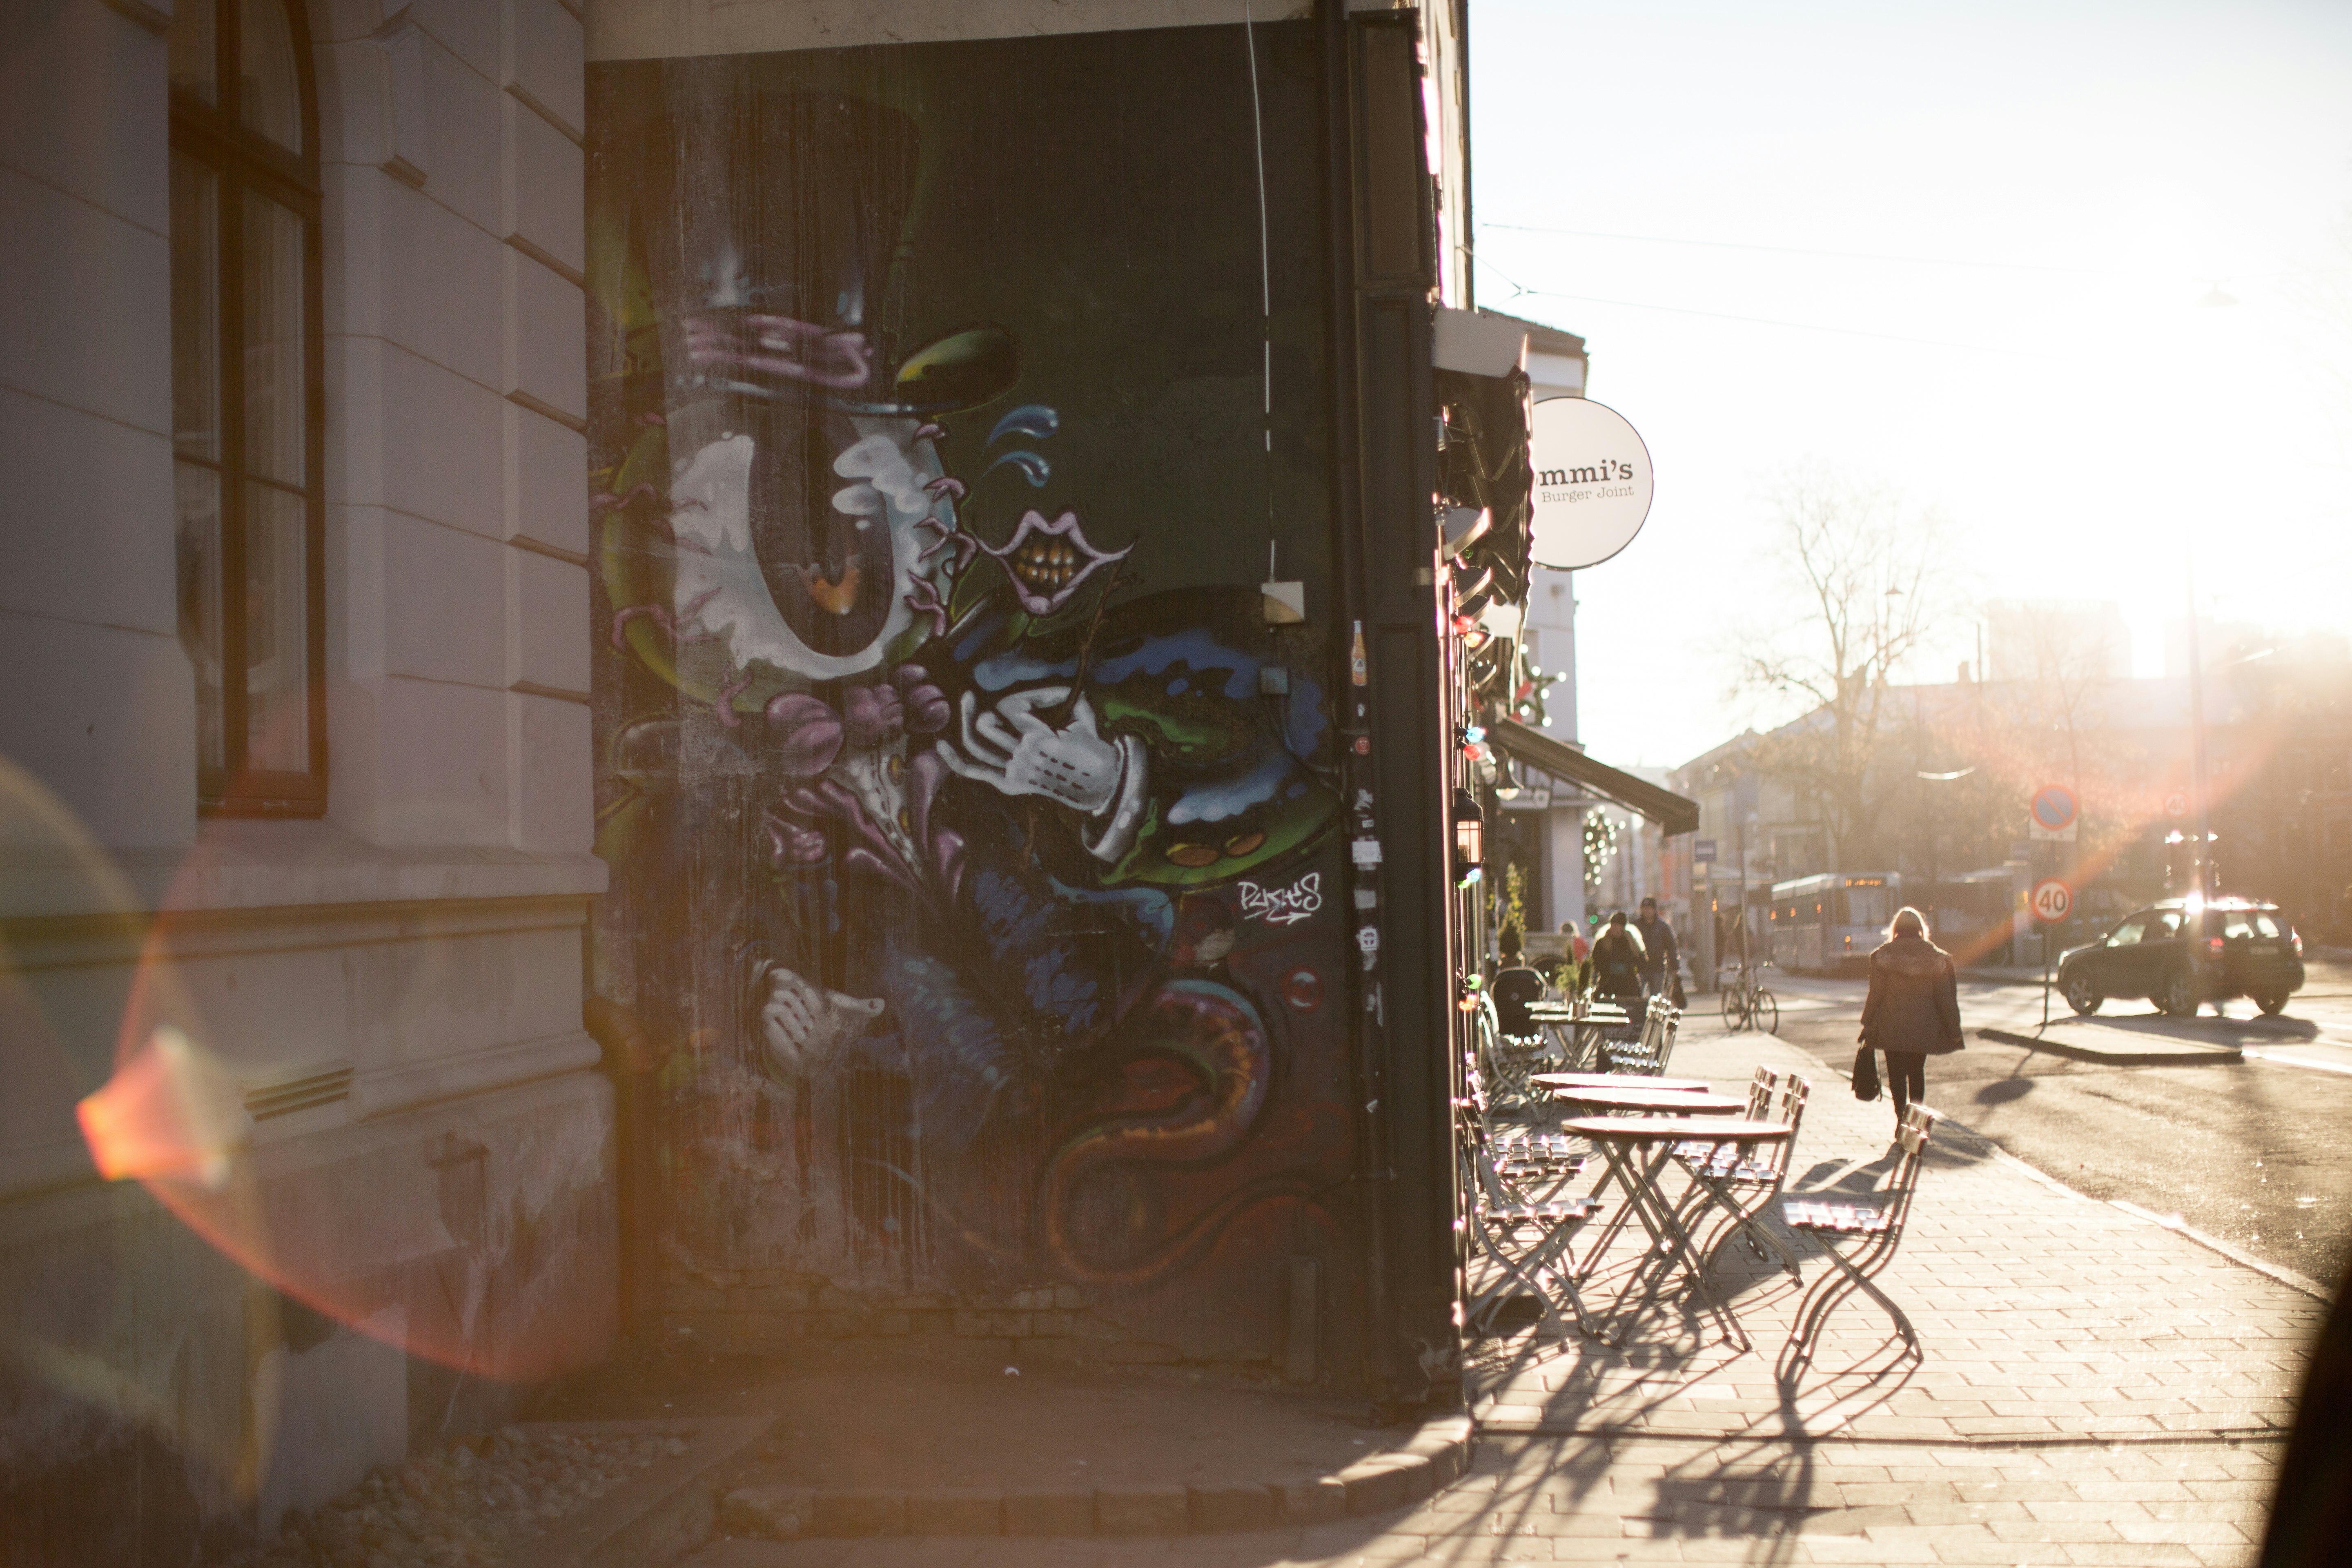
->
[1532, 1072, 1713, 1096]
[1544, 1084, 1745, 1117]
[1555, 1114, 1795, 1349]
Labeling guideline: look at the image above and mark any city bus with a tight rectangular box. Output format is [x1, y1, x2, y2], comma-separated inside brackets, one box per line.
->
[1766, 873, 1901, 975]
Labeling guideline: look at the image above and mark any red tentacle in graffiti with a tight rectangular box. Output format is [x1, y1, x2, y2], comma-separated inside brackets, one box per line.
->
[611, 588, 722, 652]
[1041, 982, 1285, 1287]
[914, 517, 978, 576]
[904, 578, 950, 638]
[591, 482, 661, 514]
[924, 476, 967, 502]
[712, 670, 753, 727]
[638, 410, 667, 427]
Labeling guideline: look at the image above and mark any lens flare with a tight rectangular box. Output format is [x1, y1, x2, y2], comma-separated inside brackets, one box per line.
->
[76, 1025, 251, 1190]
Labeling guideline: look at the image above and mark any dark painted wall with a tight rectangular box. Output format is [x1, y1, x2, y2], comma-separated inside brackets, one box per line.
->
[584, 20, 1372, 1376]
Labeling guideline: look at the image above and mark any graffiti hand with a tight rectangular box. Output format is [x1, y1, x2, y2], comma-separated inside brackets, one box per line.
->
[941, 686, 1125, 816]
[758, 964, 884, 1076]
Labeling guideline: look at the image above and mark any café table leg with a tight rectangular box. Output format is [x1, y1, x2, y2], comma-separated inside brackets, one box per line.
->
[1585, 1137, 1748, 1350]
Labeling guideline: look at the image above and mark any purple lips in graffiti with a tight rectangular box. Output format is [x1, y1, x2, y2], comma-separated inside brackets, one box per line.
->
[980, 510, 1132, 615]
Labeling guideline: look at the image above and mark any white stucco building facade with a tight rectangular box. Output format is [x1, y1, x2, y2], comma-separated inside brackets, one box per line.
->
[0, 0, 614, 1552]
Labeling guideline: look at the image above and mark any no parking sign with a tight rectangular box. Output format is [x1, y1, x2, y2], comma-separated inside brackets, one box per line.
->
[2028, 784, 2078, 842]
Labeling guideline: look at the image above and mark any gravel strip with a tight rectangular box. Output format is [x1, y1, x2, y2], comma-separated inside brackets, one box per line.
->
[217, 1427, 688, 1568]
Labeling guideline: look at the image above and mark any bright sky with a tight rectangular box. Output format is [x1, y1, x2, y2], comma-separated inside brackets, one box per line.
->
[1470, 0, 2352, 769]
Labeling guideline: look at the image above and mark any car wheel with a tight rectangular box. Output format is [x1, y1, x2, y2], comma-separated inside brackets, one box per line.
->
[2159, 967, 2199, 1018]
[2062, 974, 2101, 1016]
[2255, 991, 2290, 1017]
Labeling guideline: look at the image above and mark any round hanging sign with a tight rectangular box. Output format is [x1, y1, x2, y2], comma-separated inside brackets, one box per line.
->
[1529, 396, 1655, 570]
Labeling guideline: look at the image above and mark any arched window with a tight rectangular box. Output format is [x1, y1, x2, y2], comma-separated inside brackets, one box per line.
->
[169, 0, 325, 813]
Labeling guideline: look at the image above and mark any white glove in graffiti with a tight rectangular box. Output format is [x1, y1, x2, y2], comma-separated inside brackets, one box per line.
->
[940, 687, 1123, 813]
[758, 964, 884, 1076]
[938, 686, 1149, 862]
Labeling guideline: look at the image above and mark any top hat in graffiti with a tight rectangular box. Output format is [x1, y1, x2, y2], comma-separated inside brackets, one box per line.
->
[651, 88, 1016, 415]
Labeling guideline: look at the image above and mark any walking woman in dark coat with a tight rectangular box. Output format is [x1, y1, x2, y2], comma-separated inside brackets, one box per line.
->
[1859, 906, 1964, 1123]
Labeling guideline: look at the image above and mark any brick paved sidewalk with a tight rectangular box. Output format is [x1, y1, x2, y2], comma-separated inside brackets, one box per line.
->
[682, 1018, 2328, 1567]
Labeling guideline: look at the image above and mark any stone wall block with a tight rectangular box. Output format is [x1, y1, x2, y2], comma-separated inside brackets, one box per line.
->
[0, 388, 174, 633]
[364, 676, 509, 845]
[503, 247, 587, 422]
[504, 94, 585, 276]
[508, 546, 589, 694]
[501, 401, 590, 563]
[382, 177, 503, 390]
[0, 0, 168, 231]
[418, 31, 502, 231]
[383, 516, 503, 684]
[410, 0, 500, 79]
[0, 168, 169, 435]
[377, 345, 504, 535]
[0, 616, 196, 852]
[508, 689, 592, 853]
[504, 0, 585, 138]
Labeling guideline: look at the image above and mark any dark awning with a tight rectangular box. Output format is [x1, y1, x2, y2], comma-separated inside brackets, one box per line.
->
[1490, 718, 1701, 837]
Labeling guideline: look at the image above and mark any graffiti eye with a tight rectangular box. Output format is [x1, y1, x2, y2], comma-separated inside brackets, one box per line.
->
[1222, 831, 1266, 857]
[1166, 844, 1221, 868]
[897, 808, 913, 833]
[886, 753, 904, 782]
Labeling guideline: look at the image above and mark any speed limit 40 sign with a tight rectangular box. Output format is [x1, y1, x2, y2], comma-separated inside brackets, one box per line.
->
[2030, 878, 2075, 924]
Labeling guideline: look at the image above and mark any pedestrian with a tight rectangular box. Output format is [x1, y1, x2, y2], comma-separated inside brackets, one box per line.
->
[1559, 919, 1589, 964]
[1489, 926, 1548, 1040]
[1634, 896, 1681, 1007]
[1588, 911, 1648, 1010]
[1858, 905, 1963, 1130]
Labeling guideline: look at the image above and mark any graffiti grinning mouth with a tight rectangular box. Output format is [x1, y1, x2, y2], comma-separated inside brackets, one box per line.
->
[980, 510, 1131, 615]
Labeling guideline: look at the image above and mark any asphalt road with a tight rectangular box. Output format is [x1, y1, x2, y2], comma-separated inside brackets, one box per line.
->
[1746, 957, 2352, 1292]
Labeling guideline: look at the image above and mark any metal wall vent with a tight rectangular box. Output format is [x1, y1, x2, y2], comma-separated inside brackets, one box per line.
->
[243, 1060, 355, 1120]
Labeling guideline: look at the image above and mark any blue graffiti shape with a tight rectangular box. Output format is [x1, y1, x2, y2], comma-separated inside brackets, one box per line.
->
[982, 451, 1051, 487]
[1047, 878, 1178, 956]
[888, 952, 1015, 1149]
[1167, 748, 1296, 826]
[988, 404, 1060, 447]
[1284, 673, 1328, 755]
[971, 867, 1102, 1034]
[1091, 628, 1261, 699]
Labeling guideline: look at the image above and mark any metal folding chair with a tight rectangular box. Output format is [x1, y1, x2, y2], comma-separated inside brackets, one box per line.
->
[1673, 1072, 1810, 1278]
[1780, 1103, 1938, 1358]
[1601, 996, 1680, 1076]
[1457, 1075, 1607, 1342]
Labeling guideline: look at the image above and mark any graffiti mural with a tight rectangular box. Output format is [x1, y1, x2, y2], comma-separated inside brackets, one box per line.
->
[586, 24, 1357, 1363]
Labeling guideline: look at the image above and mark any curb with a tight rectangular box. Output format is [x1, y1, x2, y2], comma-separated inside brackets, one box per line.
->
[2107, 1200, 2333, 1303]
[512, 1418, 773, 1568]
[1977, 1025, 2242, 1067]
[710, 1413, 1474, 1541]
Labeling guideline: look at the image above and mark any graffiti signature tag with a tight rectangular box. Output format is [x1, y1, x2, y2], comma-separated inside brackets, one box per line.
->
[1238, 872, 1322, 927]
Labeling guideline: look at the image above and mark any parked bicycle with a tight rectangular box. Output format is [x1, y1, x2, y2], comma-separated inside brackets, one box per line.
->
[1719, 963, 1779, 1034]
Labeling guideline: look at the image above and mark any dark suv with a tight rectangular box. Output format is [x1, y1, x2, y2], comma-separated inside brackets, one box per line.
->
[2057, 898, 2305, 1018]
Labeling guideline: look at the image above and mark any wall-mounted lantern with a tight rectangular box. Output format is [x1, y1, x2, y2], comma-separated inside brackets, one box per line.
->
[1453, 787, 1485, 883]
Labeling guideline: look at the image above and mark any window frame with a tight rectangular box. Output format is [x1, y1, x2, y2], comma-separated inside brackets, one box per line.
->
[170, 0, 328, 816]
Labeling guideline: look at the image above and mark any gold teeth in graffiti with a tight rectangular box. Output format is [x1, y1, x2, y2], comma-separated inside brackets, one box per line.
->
[979, 509, 1133, 615]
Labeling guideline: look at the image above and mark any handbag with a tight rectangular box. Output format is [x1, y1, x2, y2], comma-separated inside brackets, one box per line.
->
[1851, 1045, 1882, 1102]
